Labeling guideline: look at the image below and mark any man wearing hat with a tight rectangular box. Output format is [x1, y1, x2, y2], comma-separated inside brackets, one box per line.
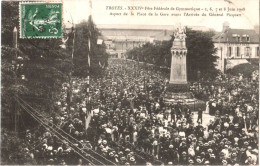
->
[166, 144, 174, 160]
[188, 159, 194, 165]
[230, 152, 238, 164]
[209, 153, 216, 165]
[222, 159, 228, 166]
[197, 108, 203, 124]
[179, 151, 188, 165]
[129, 156, 136, 165]
[196, 157, 203, 165]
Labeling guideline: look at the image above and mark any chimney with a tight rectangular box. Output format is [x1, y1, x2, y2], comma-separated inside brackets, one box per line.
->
[222, 21, 230, 32]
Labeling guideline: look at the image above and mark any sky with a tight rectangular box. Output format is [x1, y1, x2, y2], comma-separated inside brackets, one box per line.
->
[63, 0, 259, 31]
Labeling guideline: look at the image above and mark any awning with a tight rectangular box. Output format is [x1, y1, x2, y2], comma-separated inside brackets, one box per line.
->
[226, 59, 249, 69]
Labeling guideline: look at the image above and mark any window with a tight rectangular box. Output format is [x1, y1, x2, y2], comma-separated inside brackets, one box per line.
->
[219, 47, 223, 51]
[236, 47, 240, 57]
[256, 47, 259, 57]
[246, 36, 250, 41]
[228, 47, 232, 57]
[237, 36, 241, 42]
[245, 47, 251, 57]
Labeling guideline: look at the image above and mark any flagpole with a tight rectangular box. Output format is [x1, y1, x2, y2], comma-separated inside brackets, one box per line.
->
[66, 13, 76, 114]
[13, 27, 18, 134]
[85, 0, 92, 129]
[87, 0, 92, 99]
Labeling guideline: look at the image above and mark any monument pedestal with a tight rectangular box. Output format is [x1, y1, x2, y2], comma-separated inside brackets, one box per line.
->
[165, 25, 192, 103]
[168, 38, 189, 93]
[164, 25, 204, 110]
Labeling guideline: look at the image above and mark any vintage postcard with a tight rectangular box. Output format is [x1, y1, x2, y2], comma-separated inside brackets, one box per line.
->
[1, 0, 259, 165]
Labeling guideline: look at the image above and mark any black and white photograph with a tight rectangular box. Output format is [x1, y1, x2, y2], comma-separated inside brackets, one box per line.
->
[1, 0, 259, 165]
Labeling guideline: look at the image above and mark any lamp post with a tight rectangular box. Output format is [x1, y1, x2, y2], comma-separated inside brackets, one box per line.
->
[143, 56, 146, 91]
[197, 70, 201, 92]
[121, 40, 123, 59]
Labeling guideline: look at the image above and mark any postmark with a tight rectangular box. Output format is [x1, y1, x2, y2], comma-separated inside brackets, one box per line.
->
[20, 2, 62, 38]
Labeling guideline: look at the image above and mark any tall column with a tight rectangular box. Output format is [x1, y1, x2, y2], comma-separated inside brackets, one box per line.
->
[169, 24, 188, 86]
[169, 49, 187, 84]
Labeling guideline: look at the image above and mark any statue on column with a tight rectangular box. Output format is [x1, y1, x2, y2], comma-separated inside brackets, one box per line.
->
[172, 25, 187, 52]
[169, 24, 188, 87]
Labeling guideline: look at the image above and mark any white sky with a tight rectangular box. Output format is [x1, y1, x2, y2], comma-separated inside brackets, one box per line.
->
[63, 0, 259, 31]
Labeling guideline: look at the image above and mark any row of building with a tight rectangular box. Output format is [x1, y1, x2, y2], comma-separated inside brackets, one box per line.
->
[97, 23, 259, 72]
[97, 24, 175, 58]
[212, 22, 259, 72]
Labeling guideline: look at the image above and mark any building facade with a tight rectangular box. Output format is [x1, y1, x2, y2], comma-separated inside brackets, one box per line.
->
[213, 23, 259, 72]
[98, 24, 175, 58]
[98, 24, 214, 59]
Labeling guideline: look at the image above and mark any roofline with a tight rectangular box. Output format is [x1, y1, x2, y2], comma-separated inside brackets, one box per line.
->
[227, 28, 259, 31]
[213, 41, 259, 44]
[99, 28, 166, 31]
[96, 24, 175, 30]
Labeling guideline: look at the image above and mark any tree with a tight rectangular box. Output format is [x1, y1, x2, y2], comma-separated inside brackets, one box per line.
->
[186, 28, 219, 81]
[126, 28, 219, 81]
[228, 63, 258, 78]
[1, 1, 108, 164]
[67, 16, 108, 78]
[1, 1, 72, 130]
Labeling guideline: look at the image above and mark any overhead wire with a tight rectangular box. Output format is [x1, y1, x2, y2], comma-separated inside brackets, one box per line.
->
[17, 97, 106, 165]
[17, 99, 96, 164]
[17, 96, 117, 166]
[16, 98, 97, 165]
[18, 98, 106, 165]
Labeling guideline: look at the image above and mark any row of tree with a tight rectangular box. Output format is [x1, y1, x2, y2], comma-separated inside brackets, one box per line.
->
[66, 17, 108, 78]
[126, 28, 220, 81]
[1, 2, 108, 131]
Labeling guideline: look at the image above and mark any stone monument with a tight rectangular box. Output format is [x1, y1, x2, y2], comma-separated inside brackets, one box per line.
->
[165, 25, 204, 109]
[168, 25, 189, 92]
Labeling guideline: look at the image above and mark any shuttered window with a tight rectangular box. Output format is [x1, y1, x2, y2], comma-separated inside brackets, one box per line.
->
[235, 47, 240, 57]
[245, 47, 251, 57]
[228, 47, 232, 57]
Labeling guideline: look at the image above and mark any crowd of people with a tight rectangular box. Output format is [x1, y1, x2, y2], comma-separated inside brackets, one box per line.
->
[9, 59, 259, 165]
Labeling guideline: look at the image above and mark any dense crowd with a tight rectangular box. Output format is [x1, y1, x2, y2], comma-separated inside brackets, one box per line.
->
[13, 59, 259, 165]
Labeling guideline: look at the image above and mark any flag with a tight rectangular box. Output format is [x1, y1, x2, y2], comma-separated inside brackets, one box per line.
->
[85, 0, 93, 130]
[87, 15, 92, 68]
[71, 25, 76, 59]
[88, 38, 90, 68]
[13, 27, 17, 49]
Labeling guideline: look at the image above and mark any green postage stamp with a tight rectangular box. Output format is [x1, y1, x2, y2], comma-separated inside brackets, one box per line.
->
[20, 2, 62, 38]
